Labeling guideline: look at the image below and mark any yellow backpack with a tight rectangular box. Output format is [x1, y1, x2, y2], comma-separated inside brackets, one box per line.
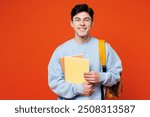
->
[99, 40, 122, 100]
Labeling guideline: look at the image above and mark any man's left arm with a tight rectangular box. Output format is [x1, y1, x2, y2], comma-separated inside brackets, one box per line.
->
[84, 43, 122, 86]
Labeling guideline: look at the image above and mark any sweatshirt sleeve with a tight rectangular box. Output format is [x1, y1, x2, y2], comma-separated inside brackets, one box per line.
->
[100, 43, 123, 86]
[48, 48, 83, 99]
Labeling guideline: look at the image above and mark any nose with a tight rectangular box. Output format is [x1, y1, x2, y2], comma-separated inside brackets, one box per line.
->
[80, 20, 85, 26]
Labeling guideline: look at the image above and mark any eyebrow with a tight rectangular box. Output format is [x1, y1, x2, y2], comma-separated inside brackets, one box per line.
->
[84, 17, 91, 20]
[74, 17, 91, 20]
[74, 17, 80, 20]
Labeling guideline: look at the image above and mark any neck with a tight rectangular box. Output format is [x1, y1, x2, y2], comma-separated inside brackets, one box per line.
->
[74, 35, 91, 44]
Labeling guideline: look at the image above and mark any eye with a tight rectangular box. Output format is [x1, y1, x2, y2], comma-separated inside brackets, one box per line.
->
[84, 18, 91, 22]
[85, 19, 90, 21]
[75, 19, 80, 21]
[73, 17, 81, 22]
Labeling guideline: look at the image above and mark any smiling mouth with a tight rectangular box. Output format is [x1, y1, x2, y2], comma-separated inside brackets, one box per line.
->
[78, 28, 87, 31]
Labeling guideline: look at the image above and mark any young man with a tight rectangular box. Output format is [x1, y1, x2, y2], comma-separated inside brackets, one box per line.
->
[48, 4, 122, 100]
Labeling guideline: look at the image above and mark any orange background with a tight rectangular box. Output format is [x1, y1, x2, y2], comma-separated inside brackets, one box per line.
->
[0, 0, 150, 100]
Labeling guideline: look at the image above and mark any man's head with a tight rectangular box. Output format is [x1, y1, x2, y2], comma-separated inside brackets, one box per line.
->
[71, 4, 94, 39]
[71, 4, 94, 21]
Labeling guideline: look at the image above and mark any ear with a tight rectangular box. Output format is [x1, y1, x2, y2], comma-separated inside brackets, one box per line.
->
[70, 20, 73, 28]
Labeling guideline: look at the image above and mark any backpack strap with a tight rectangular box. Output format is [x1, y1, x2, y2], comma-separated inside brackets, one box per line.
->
[99, 40, 107, 100]
[99, 40, 106, 66]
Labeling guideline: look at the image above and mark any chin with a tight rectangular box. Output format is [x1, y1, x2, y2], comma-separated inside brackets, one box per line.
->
[80, 35, 89, 39]
[78, 33, 87, 37]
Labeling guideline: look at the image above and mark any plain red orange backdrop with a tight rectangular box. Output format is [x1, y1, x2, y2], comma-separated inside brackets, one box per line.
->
[0, 0, 150, 99]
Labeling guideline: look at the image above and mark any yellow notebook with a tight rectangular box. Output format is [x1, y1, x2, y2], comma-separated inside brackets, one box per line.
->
[59, 54, 83, 73]
[61, 56, 89, 84]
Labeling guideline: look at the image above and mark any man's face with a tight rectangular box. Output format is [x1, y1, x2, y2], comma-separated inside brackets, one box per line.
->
[71, 11, 93, 38]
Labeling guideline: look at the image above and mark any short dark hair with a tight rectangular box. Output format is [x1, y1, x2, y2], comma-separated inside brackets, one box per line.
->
[71, 4, 94, 21]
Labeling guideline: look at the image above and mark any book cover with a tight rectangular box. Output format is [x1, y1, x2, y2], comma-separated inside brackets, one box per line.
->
[60, 56, 89, 84]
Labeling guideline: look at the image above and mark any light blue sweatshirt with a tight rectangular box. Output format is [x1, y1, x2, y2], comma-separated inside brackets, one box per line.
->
[48, 37, 122, 100]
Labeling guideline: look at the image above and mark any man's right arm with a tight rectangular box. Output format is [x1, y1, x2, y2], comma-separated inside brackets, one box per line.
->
[48, 49, 93, 99]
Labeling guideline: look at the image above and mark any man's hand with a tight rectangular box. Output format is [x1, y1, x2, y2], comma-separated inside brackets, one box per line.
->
[82, 82, 94, 96]
[84, 71, 100, 84]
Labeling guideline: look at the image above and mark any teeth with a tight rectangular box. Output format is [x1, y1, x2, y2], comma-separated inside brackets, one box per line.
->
[79, 28, 86, 31]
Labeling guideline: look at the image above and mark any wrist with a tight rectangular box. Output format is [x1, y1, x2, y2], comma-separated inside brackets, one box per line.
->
[76, 84, 83, 95]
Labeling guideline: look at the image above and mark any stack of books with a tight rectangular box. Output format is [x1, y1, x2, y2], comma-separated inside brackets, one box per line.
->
[60, 55, 89, 84]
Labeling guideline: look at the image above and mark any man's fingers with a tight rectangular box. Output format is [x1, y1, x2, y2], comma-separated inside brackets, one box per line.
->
[85, 78, 96, 83]
[84, 88, 94, 96]
[84, 74, 92, 77]
[85, 77, 95, 80]
[84, 74, 97, 78]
